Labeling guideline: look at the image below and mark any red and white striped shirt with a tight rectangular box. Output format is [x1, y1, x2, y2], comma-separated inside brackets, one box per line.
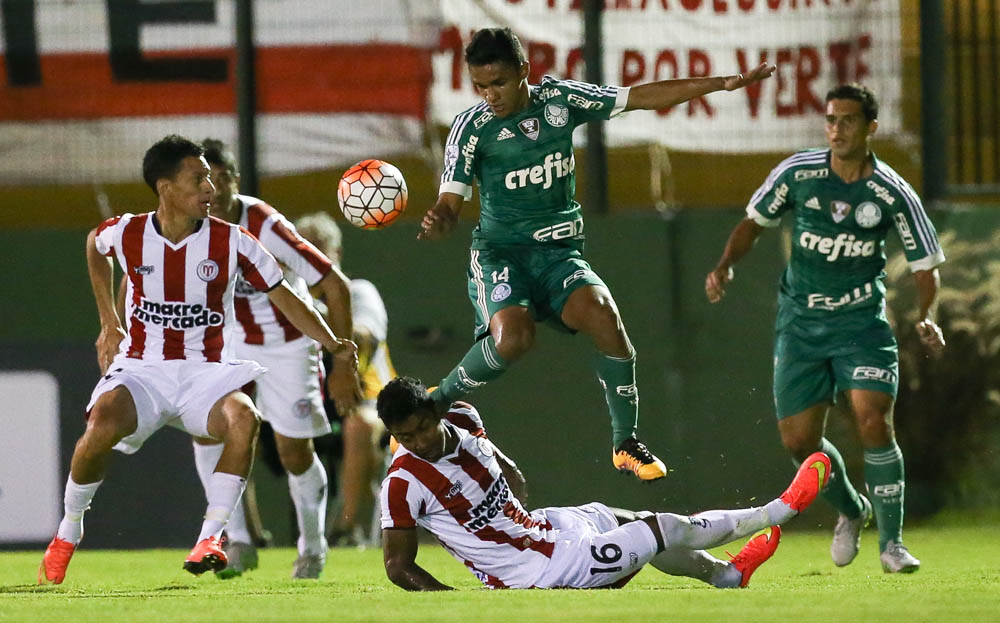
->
[380, 404, 556, 589]
[95, 212, 283, 363]
[232, 195, 332, 345]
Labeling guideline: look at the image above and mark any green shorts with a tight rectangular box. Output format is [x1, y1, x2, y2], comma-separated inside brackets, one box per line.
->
[467, 245, 606, 338]
[772, 306, 899, 420]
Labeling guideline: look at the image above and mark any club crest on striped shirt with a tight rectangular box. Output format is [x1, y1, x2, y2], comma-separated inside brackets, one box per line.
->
[196, 259, 219, 282]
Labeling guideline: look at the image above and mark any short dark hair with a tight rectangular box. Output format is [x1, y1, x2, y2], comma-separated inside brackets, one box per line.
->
[201, 137, 239, 175]
[465, 27, 525, 69]
[377, 377, 437, 428]
[142, 134, 204, 195]
[826, 83, 879, 122]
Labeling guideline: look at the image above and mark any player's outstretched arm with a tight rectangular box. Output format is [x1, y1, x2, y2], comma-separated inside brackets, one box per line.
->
[705, 218, 765, 303]
[913, 268, 946, 353]
[418, 192, 463, 241]
[268, 281, 361, 412]
[86, 228, 126, 373]
[625, 62, 775, 112]
[316, 267, 363, 411]
[382, 528, 453, 591]
[495, 445, 528, 505]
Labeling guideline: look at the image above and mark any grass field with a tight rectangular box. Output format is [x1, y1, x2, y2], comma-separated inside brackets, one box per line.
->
[3, 516, 998, 622]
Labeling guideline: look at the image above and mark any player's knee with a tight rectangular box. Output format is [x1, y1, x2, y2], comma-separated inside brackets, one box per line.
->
[222, 397, 261, 445]
[780, 430, 820, 460]
[85, 392, 136, 447]
[494, 325, 534, 360]
[855, 409, 892, 445]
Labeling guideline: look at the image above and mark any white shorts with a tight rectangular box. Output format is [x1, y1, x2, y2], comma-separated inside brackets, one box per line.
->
[234, 337, 330, 438]
[86, 357, 266, 455]
[533, 502, 658, 589]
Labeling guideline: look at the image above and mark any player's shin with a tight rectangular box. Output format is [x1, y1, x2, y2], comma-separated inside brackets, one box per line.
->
[655, 507, 770, 550]
[649, 548, 741, 588]
[197, 472, 247, 542]
[432, 336, 508, 406]
[864, 442, 905, 550]
[56, 476, 102, 544]
[595, 351, 638, 446]
[288, 454, 329, 555]
[817, 438, 865, 517]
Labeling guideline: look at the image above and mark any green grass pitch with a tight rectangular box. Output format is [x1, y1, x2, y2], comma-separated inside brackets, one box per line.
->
[3, 516, 998, 622]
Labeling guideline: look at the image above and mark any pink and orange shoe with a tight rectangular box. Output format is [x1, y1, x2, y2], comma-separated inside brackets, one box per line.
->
[779, 451, 831, 513]
[38, 536, 77, 585]
[183, 536, 228, 576]
[728, 525, 781, 588]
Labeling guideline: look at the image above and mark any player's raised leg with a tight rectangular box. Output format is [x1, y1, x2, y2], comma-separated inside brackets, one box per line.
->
[185, 391, 260, 576]
[39, 386, 138, 585]
[561, 285, 666, 481]
[274, 433, 329, 579]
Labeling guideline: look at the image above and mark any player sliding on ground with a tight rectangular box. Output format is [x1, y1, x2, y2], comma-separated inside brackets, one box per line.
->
[38, 135, 358, 585]
[376, 377, 830, 591]
[419, 27, 775, 481]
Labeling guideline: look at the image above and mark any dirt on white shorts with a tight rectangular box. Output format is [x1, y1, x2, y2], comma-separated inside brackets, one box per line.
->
[234, 337, 330, 439]
[533, 502, 658, 589]
[86, 357, 267, 455]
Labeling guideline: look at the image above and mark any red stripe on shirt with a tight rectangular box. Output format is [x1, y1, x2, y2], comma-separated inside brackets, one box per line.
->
[203, 219, 230, 362]
[269, 217, 333, 277]
[121, 215, 148, 359]
[445, 411, 484, 437]
[234, 295, 264, 345]
[244, 201, 273, 238]
[462, 559, 508, 589]
[95, 215, 121, 248]
[448, 447, 494, 492]
[237, 251, 271, 292]
[386, 477, 416, 528]
[161, 244, 187, 360]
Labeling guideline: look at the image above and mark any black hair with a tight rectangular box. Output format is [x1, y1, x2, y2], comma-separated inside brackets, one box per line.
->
[826, 83, 879, 122]
[377, 377, 437, 428]
[465, 27, 525, 69]
[142, 134, 204, 195]
[201, 137, 239, 175]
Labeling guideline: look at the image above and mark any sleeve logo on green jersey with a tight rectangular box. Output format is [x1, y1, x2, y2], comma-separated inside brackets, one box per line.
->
[893, 213, 918, 251]
[462, 135, 479, 175]
[473, 111, 494, 129]
[865, 180, 896, 205]
[544, 104, 569, 127]
[855, 202, 882, 228]
[567, 93, 604, 111]
[767, 183, 789, 214]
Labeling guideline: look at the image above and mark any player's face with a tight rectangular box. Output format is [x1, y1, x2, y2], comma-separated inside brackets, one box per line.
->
[469, 61, 530, 118]
[825, 99, 877, 160]
[208, 163, 239, 219]
[388, 409, 447, 462]
[163, 156, 214, 220]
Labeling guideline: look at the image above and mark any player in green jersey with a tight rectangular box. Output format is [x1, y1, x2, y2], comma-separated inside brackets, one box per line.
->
[705, 84, 946, 572]
[420, 27, 774, 481]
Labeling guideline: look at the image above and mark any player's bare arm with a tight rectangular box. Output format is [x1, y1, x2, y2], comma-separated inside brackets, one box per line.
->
[316, 267, 363, 410]
[626, 62, 775, 111]
[913, 268, 945, 352]
[86, 228, 126, 373]
[495, 445, 527, 504]
[267, 281, 361, 412]
[705, 218, 766, 303]
[418, 192, 463, 241]
[382, 527, 453, 591]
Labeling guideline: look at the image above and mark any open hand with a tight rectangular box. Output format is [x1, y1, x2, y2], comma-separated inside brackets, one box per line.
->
[724, 63, 776, 91]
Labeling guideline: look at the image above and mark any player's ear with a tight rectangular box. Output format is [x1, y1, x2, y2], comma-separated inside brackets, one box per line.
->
[519, 61, 529, 82]
[156, 177, 170, 197]
[867, 118, 879, 136]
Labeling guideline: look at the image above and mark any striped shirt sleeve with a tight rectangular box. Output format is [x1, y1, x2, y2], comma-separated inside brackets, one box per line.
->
[258, 213, 333, 287]
[439, 102, 489, 200]
[94, 214, 124, 256]
[379, 474, 422, 529]
[875, 164, 946, 272]
[235, 226, 284, 292]
[551, 75, 629, 125]
[746, 152, 826, 226]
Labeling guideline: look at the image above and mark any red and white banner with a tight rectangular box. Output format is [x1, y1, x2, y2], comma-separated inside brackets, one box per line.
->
[432, 0, 902, 152]
[0, 0, 439, 184]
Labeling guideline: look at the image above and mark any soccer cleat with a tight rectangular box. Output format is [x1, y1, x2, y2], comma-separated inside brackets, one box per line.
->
[779, 452, 831, 513]
[612, 437, 667, 481]
[215, 539, 258, 579]
[831, 494, 873, 567]
[291, 552, 326, 579]
[38, 536, 77, 585]
[183, 536, 228, 576]
[727, 525, 781, 588]
[880, 540, 920, 574]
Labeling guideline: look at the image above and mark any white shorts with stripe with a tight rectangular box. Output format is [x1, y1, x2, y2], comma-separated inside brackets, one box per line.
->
[86, 356, 266, 455]
[533, 502, 658, 589]
[234, 336, 330, 438]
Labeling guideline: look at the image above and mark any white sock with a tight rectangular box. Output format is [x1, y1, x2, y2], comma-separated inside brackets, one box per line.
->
[56, 476, 102, 544]
[655, 507, 770, 551]
[192, 441, 252, 543]
[288, 454, 328, 555]
[197, 472, 246, 542]
[650, 548, 741, 588]
[763, 497, 797, 525]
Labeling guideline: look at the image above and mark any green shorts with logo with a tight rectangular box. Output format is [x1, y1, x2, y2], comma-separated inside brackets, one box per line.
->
[773, 303, 899, 419]
[466, 244, 606, 338]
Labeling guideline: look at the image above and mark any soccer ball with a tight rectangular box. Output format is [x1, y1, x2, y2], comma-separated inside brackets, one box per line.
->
[337, 159, 408, 229]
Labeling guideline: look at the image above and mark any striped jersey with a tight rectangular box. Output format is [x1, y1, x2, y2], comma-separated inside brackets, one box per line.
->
[747, 149, 945, 318]
[440, 76, 629, 249]
[95, 212, 283, 363]
[350, 278, 396, 402]
[380, 403, 556, 589]
[231, 195, 333, 345]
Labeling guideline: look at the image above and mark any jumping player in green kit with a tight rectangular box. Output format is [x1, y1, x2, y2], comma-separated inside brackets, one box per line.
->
[705, 84, 946, 572]
[420, 27, 774, 481]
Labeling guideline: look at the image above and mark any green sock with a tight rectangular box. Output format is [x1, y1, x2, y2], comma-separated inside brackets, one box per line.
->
[864, 441, 905, 551]
[595, 351, 638, 447]
[431, 336, 507, 407]
[818, 438, 865, 518]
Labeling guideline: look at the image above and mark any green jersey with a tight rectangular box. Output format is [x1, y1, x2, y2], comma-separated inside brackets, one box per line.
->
[439, 76, 628, 249]
[747, 149, 945, 319]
